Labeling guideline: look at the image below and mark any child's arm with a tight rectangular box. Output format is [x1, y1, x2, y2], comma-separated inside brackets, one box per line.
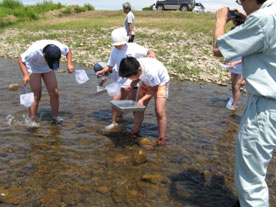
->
[147, 49, 156, 58]
[96, 65, 113, 77]
[229, 59, 242, 69]
[138, 86, 158, 107]
[66, 49, 74, 73]
[125, 79, 140, 91]
[98, 78, 107, 87]
[18, 56, 30, 85]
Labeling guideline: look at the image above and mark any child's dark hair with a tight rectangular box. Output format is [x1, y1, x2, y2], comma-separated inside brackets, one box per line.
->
[119, 56, 140, 78]
[257, 0, 266, 4]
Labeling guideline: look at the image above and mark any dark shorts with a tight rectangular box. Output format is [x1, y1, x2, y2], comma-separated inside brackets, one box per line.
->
[128, 35, 135, 43]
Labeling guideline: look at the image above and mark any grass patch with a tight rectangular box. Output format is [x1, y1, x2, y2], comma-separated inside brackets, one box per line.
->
[0, 0, 94, 27]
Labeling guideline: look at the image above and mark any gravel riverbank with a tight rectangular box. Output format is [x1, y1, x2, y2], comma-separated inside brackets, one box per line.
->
[0, 25, 229, 85]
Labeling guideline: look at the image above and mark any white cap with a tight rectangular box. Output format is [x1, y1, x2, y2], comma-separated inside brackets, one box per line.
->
[111, 28, 128, 46]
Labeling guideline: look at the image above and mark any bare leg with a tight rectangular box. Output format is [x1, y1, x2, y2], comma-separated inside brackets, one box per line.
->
[29, 73, 42, 121]
[111, 89, 123, 125]
[132, 96, 151, 134]
[42, 71, 59, 118]
[232, 74, 243, 106]
[155, 97, 167, 138]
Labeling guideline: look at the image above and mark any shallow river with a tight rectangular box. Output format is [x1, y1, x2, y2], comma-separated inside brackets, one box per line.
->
[0, 57, 275, 207]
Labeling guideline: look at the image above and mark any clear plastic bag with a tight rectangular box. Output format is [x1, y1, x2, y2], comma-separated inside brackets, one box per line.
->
[105, 82, 122, 97]
[75, 70, 89, 84]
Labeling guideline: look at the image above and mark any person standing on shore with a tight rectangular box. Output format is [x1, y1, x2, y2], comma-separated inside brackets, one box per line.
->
[213, 0, 276, 207]
[123, 2, 135, 42]
[18, 40, 74, 126]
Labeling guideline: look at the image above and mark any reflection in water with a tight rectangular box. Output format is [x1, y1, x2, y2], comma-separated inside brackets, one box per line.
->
[0, 57, 275, 207]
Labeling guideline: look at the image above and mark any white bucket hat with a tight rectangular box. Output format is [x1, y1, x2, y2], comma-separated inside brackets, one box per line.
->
[75, 69, 90, 84]
[111, 28, 128, 46]
[20, 86, 34, 108]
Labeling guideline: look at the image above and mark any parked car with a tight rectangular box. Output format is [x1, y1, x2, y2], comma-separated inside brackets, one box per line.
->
[155, 0, 196, 11]
[193, 2, 205, 12]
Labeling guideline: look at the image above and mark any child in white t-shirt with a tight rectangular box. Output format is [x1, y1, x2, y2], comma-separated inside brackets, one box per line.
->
[225, 57, 245, 110]
[119, 57, 170, 146]
[18, 40, 74, 126]
[96, 28, 155, 129]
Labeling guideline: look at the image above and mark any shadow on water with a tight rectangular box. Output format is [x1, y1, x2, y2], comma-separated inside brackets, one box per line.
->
[101, 130, 140, 147]
[170, 168, 237, 207]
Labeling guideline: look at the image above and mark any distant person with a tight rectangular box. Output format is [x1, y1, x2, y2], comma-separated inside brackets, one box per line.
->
[122, 2, 135, 42]
[18, 40, 74, 126]
[96, 28, 155, 130]
[119, 57, 170, 146]
[213, 0, 276, 206]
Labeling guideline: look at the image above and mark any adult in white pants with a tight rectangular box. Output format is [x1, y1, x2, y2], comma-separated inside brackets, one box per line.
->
[213, 0, 276, 206]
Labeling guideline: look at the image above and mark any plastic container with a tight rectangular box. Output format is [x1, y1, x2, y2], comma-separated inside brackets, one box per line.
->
[110, 100, 145, 112]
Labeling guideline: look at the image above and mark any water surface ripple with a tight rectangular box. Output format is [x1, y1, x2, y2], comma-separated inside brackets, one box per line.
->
[0, 57, 275, 207]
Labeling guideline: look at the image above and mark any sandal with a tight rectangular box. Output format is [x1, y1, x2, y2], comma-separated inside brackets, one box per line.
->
[153, 137, 168, 147]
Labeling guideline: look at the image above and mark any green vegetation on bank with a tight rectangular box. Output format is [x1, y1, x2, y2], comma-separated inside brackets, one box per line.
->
[0, 0, 94, 27]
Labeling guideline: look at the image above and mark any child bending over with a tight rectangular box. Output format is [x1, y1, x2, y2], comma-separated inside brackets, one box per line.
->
[119, 57, 170, 146]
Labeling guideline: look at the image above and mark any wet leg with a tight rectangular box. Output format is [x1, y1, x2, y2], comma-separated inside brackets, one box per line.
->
[43, 71, 59, 119]
[29, 73, 42, 121]
[111, 90, 123, 125]
[155, 97, 167, 138]
[232, 74, 242, 106]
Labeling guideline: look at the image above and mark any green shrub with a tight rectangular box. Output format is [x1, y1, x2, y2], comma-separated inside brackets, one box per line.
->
[74, 5, 86, 13]
[61, 7, 72, 15]
[0, 0, 95, 27]
[0, 0, 23, 9]
[142, 5, 153, 11]
[84, 3, 94, 11]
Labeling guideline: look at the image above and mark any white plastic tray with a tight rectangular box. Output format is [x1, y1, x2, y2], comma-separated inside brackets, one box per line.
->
[110, 100, 145, 112]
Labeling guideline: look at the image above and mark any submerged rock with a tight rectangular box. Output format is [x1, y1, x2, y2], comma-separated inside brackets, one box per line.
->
[0, 187, 27, 205]
[96, 187, 111, 195]
[133, 150, 148, 166]
[138, 138, 154, 149]
[8, 83, 21, 90]
[203, 170, 212, 183]
[41, 189, 61, 207]
[142, 174, 169, 185]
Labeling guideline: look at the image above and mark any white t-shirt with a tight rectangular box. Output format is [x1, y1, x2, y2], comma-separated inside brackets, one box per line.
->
[138, 58, 170, 86]
[108, 43, 148, 86]
[229, 57, 242, 75]
[125, 11, 135, 35]
[20, 40, 69, 74]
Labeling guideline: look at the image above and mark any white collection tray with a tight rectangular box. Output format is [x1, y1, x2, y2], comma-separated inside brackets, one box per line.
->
[110, 100, 145, 112]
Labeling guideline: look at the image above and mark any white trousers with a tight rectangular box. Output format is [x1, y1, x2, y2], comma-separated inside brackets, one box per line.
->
[235, 95, 276, 207]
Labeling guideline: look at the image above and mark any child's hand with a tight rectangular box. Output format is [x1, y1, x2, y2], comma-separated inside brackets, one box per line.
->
[67, 64, 74, 73]
[23, 74, 30, 85]
[96, 70, 104, 77]
[229, 62, 235, 69]
[124, 85, 132, 91]
[98, 78, 107, 87]
[137, 99, 144, 107]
